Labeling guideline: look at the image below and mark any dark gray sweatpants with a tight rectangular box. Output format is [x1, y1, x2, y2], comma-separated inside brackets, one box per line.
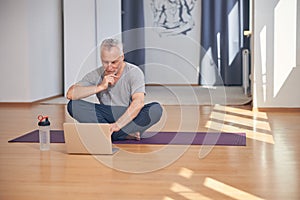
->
[67, 100, 163, 141]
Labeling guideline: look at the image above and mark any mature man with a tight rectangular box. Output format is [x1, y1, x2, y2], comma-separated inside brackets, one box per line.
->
[66, 38, 162, 141]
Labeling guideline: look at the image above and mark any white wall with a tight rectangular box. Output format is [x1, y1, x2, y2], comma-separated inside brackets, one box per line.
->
[0, 0, 63, 102]
[63, 0, 121, 94]
[96, 0, 122, 65]
[63, 0, 97, 94]
[252, 0, 300, 108]
[1, 0, 299, 107]
[297, 0, 300, 68]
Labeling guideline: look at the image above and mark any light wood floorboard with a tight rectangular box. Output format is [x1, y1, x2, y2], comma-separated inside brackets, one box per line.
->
[0, 103, 299, 200]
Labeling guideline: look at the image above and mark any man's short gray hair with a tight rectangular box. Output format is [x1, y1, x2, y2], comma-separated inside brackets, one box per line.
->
[100, 38, 123, 54]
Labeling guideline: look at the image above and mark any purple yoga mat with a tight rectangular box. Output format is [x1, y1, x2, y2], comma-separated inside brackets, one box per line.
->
[8, 130, 246, 146]
[8, 130, 65, 143]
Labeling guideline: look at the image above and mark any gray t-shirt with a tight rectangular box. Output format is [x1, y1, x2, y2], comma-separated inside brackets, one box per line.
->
[77, 62, 145, 107]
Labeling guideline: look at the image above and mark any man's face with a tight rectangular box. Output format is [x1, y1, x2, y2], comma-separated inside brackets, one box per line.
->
[101, 47, 124, 75]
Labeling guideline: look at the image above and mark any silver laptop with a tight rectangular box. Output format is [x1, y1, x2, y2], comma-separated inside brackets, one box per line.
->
[63, 123, 119, 155]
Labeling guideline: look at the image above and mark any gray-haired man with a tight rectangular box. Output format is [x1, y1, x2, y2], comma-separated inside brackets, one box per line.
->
[66, 38, 162, 141]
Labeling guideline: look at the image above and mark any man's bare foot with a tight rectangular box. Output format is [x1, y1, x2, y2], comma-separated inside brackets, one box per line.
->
[126, 132, 140, 141]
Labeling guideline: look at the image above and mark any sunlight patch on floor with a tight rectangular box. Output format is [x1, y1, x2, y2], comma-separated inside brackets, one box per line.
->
[162, 197, 175, 200]
[208, 111, 271, 131]
[205, 105, 275, 144]
[213, 105, 268, 119]
[170, 183, 212, 200]
[178, 167, 194, 179]
[205, 121, 275, 144]
[245, 131, 274, 144]
[204, 177, 265, 200]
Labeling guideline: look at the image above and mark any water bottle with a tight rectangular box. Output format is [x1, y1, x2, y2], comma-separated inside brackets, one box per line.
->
[38, 115, 51, 151]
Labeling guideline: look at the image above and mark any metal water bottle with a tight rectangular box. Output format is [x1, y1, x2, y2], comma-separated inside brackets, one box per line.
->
[38, 115, 51, 151]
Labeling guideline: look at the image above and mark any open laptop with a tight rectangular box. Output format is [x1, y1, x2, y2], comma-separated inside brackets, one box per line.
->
[63, 123, 119, 155]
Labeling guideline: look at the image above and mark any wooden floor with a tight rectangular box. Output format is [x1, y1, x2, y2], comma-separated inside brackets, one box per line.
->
[0, 103, 299, 200]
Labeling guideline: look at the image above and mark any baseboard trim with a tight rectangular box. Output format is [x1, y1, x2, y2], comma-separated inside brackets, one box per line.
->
[33, 94, 64, 104]
[253, 107, 300, 112]
[146, 84, 199, 86]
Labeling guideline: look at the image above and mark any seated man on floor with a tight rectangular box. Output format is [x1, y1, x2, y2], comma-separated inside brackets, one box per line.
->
[66, 38, 163, 141]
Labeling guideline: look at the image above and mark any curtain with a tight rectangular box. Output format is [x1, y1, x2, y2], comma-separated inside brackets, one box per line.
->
[121, 0, 145, 72]
[199, 0, 250, 86]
